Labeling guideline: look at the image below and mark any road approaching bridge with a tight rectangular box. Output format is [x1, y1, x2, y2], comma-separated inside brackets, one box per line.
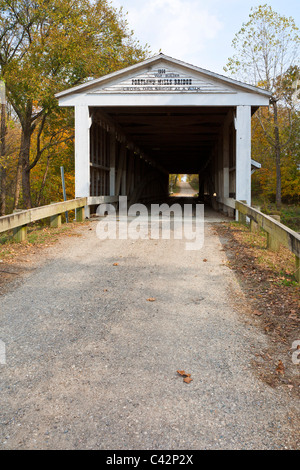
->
[0, 211, 299, 450]
[172, 181, 197, 198]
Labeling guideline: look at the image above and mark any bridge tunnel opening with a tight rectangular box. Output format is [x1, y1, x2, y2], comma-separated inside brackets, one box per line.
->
[169, 174, 198, 197]
[56, 53, 271, 219]
[89, 105, 238, 217]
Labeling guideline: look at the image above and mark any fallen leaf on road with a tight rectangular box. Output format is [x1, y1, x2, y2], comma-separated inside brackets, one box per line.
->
[177, 370, 191, 378]
[253, 310, 263, 316]
[203, 259, 208, 262]
[147, 298, 156, 302]
[183, 377, 193, 384]
[275, 360, 285, 375]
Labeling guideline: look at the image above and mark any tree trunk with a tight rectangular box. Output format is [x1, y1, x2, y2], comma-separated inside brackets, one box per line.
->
[14, 114, 32, 210]
[22, 163, 32, 209]
[272, 100, 282, 210]
[14, 157, 22, 209]
[0, 103, 7, 215]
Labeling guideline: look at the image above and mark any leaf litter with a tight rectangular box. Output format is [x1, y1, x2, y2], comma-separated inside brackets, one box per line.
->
[214, 222, 300, 397]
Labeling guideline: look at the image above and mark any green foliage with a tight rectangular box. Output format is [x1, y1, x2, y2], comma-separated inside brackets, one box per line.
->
[0, 0, 149, 112]
[224, 4, 300, 95]
[251, 103, 300, 205]
[225, 4, 300, 209]
[187, 174, 199, 191]
[258, 202, 300, 232]
[281, 205, 300, 232]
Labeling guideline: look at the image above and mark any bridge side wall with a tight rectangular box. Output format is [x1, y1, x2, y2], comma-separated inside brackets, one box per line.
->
[209, 106, 251, 216]
[86, 108, 169, 210]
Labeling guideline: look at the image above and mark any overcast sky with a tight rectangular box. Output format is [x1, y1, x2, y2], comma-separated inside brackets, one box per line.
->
[111, 0, 300, 75]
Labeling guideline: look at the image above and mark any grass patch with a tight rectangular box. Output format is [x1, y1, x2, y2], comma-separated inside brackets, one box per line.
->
[227, 221, 298, 280]
[281, 205, 300, 232]
[0, 220, 84, 262]
[253, 200, 300, 232]
[188, 180, 199, 192]
[170, 183, 180, 194]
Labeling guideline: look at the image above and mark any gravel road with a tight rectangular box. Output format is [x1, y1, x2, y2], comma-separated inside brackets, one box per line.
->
[0, 207, 299, 450]
[173, 181, 196, 197]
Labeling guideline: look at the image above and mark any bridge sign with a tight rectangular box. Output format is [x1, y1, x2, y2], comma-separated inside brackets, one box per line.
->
[95, 66, 235, 95]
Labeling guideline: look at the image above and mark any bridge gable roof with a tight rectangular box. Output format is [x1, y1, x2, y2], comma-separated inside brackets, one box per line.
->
[55, 53, 272, 104]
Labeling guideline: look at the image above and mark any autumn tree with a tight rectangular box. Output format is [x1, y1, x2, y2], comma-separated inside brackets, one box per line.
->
[224, 4, 300, 209]
[187, 174, 199, 190]
[0, 0, 149, 209]
[0, 80, 6, 214]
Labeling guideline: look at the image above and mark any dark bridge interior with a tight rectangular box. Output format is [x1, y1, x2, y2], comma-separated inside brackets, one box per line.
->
[89, 104, 240, 216]
[101, 106, 233, 174]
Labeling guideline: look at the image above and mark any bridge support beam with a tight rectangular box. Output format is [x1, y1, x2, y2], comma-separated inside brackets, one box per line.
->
[75, 105, 92, 218]
[235, 106, 251, 205]
[109, 132, 116, 197]
[235, 106, 251, 221]
[222, 111, 231, 212]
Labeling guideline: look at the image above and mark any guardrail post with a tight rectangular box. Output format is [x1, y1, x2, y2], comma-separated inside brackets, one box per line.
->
[76, 206, 84, 222]
[250, 219, 259, 233]
[235, 200, 300, 283]
[237, 200, 247, 224]
[267, 233, 280, 251]
[13, 210, 27, 242]
[238, 211, 246, 224]
[50, 203, 62, 228]
[50, 213, 62, 228]
[295, 256, 300, 283]
[13, 225, 27, 242]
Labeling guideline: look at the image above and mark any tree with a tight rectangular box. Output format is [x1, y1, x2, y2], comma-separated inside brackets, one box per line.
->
[30, 107, 75, 206]
[0, 0, 149, 209]
[0, 80, 6, 214]
[0, 108, 21, 214]
[224, 4, 300, 209]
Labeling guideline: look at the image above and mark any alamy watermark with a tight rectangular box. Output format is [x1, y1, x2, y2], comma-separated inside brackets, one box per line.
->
[95, 197, 204, 251]
[292, 340, 300, 365]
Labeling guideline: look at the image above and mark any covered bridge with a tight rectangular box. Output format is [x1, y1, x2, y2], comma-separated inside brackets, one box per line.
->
[55, 53, 271, 217]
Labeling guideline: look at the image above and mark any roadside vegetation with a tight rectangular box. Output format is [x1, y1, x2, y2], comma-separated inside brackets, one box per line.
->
[254, 201, 300, 232]
[0, 217, 85, 260]
[225, 5, 299, 232]
[187, 174, 199, 192]
[215, 221, 299, 396]
[169, 174, 181, 194]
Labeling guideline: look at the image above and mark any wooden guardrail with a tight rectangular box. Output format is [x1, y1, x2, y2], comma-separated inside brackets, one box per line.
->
[0, 196, 118, 242]
[236, 200, 300, 282]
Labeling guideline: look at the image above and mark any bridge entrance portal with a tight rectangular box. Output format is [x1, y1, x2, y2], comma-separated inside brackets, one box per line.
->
[56, 54, 271, 217]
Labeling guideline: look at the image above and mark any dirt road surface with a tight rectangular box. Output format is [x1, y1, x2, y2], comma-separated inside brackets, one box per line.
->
[0, 209, 299, 450]
[173, 181, 196, 197]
